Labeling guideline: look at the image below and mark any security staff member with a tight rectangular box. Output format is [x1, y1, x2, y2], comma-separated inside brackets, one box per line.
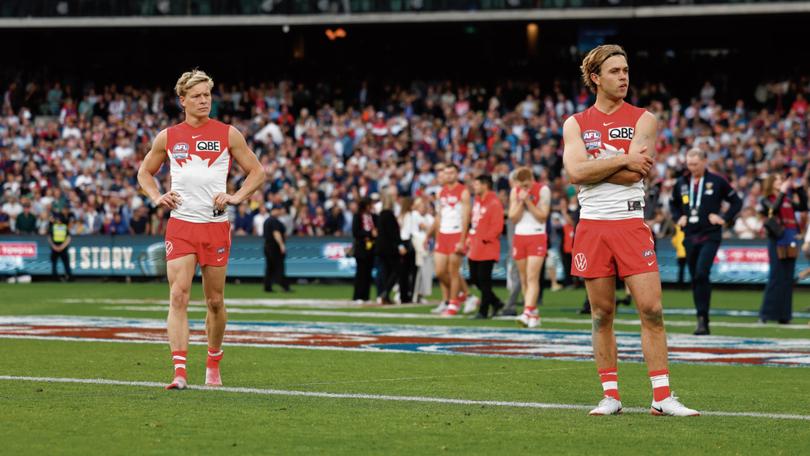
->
[48, 213, 72, 281]
[263, 204, 290, 292]
[671, 148, 741, 335]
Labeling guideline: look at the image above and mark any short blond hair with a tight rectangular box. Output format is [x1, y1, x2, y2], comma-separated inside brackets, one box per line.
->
[175, 69, 214, 97]
[580, 44, 627, 94]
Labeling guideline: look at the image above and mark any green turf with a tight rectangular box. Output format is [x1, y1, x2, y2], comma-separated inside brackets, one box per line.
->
[1, 339, 808, 455]
[0, 282, 809, 455]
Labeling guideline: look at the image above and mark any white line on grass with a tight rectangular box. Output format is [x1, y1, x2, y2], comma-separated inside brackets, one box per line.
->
[2, 375, 809, 421]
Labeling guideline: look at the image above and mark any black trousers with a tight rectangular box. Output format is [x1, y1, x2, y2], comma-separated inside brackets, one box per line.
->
[676, 257, 687, 287]
[760, 239, 796, 322]
[561, 251, 573, 287]
[685, 238, 720, 319]
[353, 255, 374, 301]
[378, 254, 399, 302]
[469, 259, 499, 316]
[50, 249, 71, 279]
[398, 242, 416, 303]
[264, 247, 288, 291]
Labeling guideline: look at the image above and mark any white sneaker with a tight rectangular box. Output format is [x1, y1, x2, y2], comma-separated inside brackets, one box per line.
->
[588, 396, 622, 416]
[517, 311, 540, 328]
[431, 301, 448, 314]
[650, 393, 700, 417]
[462, 295, 480, 314]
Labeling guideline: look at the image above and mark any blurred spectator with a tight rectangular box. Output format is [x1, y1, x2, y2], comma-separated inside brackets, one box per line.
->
[16, 199, 37, 234]
[351, 197, 376, 303]
[129, 206, 150, 235]
[759, 173, 808, 324]
[733, 206, 763, 239]
[233, 202, 254, 235]
[397, 197, 417, 304]
[411, 196, 434, 304]
[0, 208, 10, 234]
[375, 190, 403, 305]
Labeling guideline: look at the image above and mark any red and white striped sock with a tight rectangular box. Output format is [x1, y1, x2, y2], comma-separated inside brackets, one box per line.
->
[172, 350, 187, 380]
[649, 369, 671, 401]
[207, 348, 223, 369]
[598, 367, 620, 400]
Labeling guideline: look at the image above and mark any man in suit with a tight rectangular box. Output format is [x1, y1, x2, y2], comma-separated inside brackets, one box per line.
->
[670, 148, 741, 335]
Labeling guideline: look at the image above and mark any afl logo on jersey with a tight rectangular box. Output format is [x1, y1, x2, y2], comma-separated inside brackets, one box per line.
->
[171, 142, 189, 160]
[608, 127, 634, 140]
[196, 140, 221, 152]
[583, 130, 602, 152]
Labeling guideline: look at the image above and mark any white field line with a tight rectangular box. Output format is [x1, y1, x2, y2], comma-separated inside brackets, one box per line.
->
[104, 305, 810, 330]
[2, 375, 809, 421]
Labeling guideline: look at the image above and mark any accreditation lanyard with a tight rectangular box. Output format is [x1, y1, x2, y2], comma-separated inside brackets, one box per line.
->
[689, 176, 704, 213]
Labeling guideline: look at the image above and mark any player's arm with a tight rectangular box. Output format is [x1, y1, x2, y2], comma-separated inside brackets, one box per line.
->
[459, 188, 472, 244]
[137, 130, 182, 209]
[524, 186, 551, 223]
[507, 187, 525, 224]
[605, 112, 657, 185]
[562, 117, 652, 185]
[273, 229, 286, 254]
[214, 126, 266, 210]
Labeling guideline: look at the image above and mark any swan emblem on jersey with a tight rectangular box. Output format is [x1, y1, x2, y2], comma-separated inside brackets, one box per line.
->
[589, 142, 626, 160]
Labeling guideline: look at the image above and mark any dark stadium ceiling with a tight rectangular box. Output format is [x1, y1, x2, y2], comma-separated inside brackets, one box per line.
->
[2, 2, 810, 27]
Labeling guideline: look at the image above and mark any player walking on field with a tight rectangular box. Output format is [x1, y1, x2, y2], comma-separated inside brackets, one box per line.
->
[563, 45, 699, 416]
[508, 167, 551, 328]
[431, 164, 474, 316]
[137, 70, 265, 389]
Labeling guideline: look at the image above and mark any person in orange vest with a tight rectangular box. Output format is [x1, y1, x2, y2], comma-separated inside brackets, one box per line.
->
[467, 174, 505, 319]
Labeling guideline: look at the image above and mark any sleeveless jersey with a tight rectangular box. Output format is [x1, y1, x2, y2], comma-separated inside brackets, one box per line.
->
[572, 102, 647, 220]
[515, 182, 550, 235]
[166, 119, 232, 223]
[438, 182, 466, 234]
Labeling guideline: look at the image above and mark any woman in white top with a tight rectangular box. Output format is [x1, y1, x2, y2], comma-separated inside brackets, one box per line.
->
[411, 197, 435, 304]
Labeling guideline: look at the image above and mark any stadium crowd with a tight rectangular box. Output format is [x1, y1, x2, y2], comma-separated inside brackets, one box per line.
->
[1, 76, 809, 242]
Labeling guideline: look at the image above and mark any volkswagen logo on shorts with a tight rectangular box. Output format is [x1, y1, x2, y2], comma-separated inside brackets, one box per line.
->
[165, 241, 174, 255]
[574, 253, 587, 271]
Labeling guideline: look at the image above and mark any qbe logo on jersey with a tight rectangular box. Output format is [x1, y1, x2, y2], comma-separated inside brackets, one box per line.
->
[608, 127, 634, 140]
[196, 140, 221, 152]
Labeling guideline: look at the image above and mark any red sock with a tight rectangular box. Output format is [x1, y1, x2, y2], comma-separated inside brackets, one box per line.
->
[207, 348, 223, 369]
[649, 369, 670, 401]
[458, 292, 467, 301]
[598, 367, 620, 400]
[523, 306, 538, 316]
[172, 350, 187, 379]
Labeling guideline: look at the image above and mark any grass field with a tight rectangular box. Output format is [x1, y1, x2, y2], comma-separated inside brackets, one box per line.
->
[1, 281, 809, 455]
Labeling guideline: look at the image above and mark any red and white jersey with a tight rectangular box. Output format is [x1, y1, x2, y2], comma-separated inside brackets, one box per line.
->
[166, 119, 232, 223]
[515, 181, 550, 235]
[572, 102, 647, 220]
[438, 182, 466, 234]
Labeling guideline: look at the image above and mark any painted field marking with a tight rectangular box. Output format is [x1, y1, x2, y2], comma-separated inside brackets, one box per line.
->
[103, 305, 810, 330]
[2, 375, 809, 421]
